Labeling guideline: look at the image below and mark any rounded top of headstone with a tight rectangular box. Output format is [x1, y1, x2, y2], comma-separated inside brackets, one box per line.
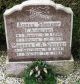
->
[28, 0, 51, 1]
[27, 0, 53, 4]
[4, 0, 73, 16]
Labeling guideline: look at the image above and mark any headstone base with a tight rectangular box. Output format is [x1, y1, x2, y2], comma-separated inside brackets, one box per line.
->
[5, 57, 74, 77]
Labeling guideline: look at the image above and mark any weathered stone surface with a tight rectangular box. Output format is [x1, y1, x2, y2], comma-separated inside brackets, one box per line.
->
[4, 0, 74, 79]
[4, 0, 73, 62]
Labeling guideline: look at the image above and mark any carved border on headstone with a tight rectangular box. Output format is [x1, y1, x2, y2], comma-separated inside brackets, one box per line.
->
[3, 0, 74, 62]
[4, 0, 73, 50]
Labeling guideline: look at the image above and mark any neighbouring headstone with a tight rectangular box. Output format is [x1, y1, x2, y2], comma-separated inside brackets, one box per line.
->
[4, 0, 74, 76]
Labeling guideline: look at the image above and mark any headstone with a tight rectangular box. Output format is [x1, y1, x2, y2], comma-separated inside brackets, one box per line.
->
[4, 0, 74, 76]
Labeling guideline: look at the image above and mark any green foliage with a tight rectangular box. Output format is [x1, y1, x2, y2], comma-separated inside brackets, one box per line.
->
[76, 80, 80, 84]
[23, 61, 57, 84]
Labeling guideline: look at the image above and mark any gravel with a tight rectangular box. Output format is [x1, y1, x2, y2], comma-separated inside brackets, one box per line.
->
[0, 55, 80, 84]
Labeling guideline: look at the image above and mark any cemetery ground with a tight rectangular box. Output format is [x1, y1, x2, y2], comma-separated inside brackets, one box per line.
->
[0, 51, 80, 84]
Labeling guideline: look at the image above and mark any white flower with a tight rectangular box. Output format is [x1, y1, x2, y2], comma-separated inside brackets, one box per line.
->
[43, 68, 48, 74]
[29, 70, 34, 76]
[57, 78, 63, 84]
[35, 66, 39, 71]
[35, 70, 40, 77]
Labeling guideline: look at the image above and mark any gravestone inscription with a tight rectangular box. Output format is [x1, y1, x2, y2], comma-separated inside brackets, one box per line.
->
[4, 0, 73, 62]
